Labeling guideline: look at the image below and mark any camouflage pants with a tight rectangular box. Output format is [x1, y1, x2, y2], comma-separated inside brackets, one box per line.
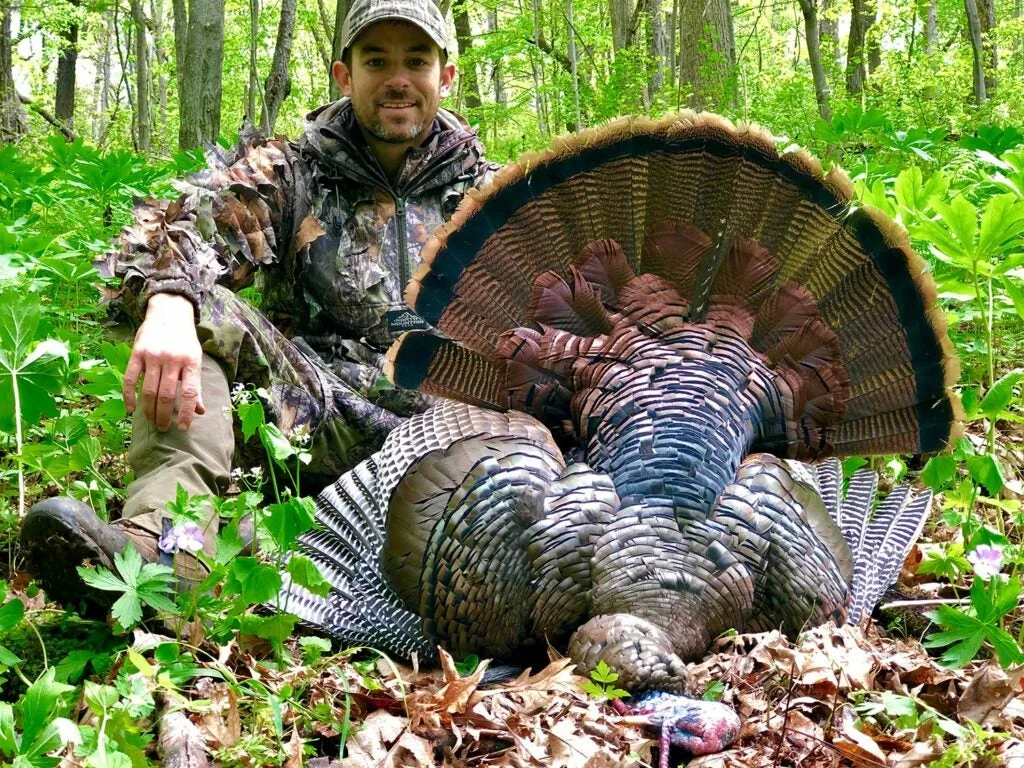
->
[122, 286, 404, 550]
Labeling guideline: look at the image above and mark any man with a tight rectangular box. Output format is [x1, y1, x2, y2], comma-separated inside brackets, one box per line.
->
[20, 0, 499, 605]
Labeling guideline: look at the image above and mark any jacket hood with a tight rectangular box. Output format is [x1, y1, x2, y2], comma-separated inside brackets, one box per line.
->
[300, 99, 487, 194]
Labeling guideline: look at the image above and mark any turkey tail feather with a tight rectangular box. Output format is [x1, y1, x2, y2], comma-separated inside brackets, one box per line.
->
[813, 463, 932, 623]
[400, 112, 961, 457]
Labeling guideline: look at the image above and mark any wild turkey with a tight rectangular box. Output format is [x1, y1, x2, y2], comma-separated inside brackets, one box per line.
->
[282, 113, 961, 758]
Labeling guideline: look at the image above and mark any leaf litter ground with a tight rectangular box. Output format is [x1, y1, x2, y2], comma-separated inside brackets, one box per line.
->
[160, 620, 1024, 768]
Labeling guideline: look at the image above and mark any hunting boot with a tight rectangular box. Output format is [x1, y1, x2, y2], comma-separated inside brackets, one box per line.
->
[20, 354, 242, 611]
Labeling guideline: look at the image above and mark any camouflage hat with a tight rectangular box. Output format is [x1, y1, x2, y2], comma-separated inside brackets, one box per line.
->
[341, 0, 448, 56]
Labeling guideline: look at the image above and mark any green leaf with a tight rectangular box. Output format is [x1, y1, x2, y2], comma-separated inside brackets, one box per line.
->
[239, 613, 298, 644]
[237, 398, 265, 443]
[258, 422, 296, 463]
[264, 497, 316, 551]
[0, 305, 69, 430]
[921, 455, 957, 492]
[83, 682, 120, 715]
[228, 557, 283, 604]
[966, 454, 1005, 495]
[1004, 277, 1024, 320]
[590, 659, 618, 684]
[980, 369, 1024, 421]
[978, 194, 1024, 261]
[0, 645, 21, 667]
[19, 668, 76, 753]
[986, 626, 1024, 668]
[286, 555, 330, 597]
[110, 592, 144, 630]
[0, 596, 24, 633]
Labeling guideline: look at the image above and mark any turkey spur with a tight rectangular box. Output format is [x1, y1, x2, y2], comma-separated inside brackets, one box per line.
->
[281, 112, 962, 757]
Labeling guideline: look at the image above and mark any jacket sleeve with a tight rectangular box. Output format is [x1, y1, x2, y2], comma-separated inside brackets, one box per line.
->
[97, 137, 312, 323]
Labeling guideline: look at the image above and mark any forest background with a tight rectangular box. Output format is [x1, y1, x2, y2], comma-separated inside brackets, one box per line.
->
[1, 0, 1024, 765]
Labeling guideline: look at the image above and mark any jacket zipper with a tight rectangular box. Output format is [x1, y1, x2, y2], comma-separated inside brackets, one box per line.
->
[396, 196, 409, 291]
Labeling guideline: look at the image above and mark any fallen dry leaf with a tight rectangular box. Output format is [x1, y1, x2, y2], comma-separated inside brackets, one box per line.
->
[957, 662, 1024, 728]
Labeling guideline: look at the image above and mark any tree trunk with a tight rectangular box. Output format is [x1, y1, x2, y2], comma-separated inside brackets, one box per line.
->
[172, 0, 186, 100]
[648, 0, 665, 95]
[488, 8, 505, 107]
[453, 0, 481, 110]
[668, 0, 678, 86]
[178, 0, 225, 150]
[152, 0, 168, 139]
[567, 0, 581, 130]
[262, 0, 296, 132]
[132, 0, 151, 151]
[798, 0, 831, 120]
[845, 0, 875, 94]
[819, 0, 838, 65]
[0, 0, 26, 141]
[248, 0, 259, 123]
[924, 0, 937, 52]
[978, 0, 997, 94]
[964, 0, 987, 104]
[329, 0, 350, 99]
[678, 0, 737, 110]
[94, 14, 113, 140]
[54, 0, 80, 129]
[529, 0, 547, 138]
[609, 0, 633, 52]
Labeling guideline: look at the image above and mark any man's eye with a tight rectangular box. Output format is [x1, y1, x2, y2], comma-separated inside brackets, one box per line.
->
[365, 58, 385, 67]
[408, 58, 427, 67]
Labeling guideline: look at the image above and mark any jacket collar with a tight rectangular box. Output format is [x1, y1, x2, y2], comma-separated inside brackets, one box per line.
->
[300, 99, 484, 196]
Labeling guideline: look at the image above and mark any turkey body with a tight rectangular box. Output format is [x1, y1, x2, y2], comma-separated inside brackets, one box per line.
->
[282, 113, 960, 753]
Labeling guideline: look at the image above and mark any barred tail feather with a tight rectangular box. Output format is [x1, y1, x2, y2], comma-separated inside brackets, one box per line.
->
[818, 464, 932, 624]
[282, 456, 437, 660]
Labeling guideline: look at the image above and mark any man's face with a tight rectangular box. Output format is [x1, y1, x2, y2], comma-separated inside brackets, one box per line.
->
[336, 21, 455, 147]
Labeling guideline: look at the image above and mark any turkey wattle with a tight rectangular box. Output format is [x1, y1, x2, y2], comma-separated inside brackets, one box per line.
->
[281, 112, 961, 759]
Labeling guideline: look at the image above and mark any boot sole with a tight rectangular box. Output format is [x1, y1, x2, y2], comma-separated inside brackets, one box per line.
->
[20, 513, 118, 615]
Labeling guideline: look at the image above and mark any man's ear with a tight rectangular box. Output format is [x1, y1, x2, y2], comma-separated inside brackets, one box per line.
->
[439, 62, 456, 99]
[332, 60, 353, 97]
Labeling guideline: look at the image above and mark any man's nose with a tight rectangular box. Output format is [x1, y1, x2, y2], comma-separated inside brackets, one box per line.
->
[383, 67, 413, 88]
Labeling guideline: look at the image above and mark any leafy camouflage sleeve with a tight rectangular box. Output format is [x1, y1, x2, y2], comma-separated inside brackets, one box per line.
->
[97, 137, 312, 323]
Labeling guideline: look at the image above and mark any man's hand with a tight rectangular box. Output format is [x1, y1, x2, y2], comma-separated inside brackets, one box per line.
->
[123, 293, 206, 432]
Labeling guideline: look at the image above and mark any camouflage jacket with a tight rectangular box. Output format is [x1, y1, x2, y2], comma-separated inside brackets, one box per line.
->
[100, 99, 498, 402]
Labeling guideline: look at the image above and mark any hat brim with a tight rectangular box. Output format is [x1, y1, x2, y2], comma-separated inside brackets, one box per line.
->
[342, 14, 448, 57]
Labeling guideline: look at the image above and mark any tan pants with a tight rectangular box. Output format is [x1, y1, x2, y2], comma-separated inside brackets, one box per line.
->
[121, 355, 234, 558]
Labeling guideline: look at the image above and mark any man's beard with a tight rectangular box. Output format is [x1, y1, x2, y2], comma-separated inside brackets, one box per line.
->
[355, 95, 426, 144]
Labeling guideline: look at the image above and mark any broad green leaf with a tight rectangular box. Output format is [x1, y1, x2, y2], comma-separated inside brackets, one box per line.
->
[228, 557, 282, 604]
[921, 454, 957, 491]
[978, 194, 1024, 261]
[110, 592, 144, 630]
[286, 555, 330, 597]
[237, 398, 265, 443]
[959, 389, 981, 420]
[0, 702, 16, 755]
[83, 682, 120, 714]
[0, 645, 21, 667]
[987, 626, 1024, 667]
[1004, 278, 1024, 321]
[239, 613, 298, 645]
[78, 565, 130, 593]
[264, 497, 316, 551]
[19, 668, 75, 753]
[0, 327, 69, 431]
[927, 195, 979, 265]
[0, 596, 24, 632]
[258, 422, 295, 463]
[980, 369, 1024, 421]
[966, 454, 1005, 495]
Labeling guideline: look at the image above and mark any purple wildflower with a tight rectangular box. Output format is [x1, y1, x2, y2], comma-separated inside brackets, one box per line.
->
[158, 522, 205, 555]
[967, 544, 1004, 580]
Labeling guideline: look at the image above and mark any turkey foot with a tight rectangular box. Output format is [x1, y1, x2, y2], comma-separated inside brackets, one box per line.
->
[615, 692, 741, 760]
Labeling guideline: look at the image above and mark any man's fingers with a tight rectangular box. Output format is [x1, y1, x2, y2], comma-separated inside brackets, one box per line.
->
[155, 365, 181, 431]
[123, 355, 144, 413]
[140, 361, 163, 424]
[176, 363, 203, 431]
